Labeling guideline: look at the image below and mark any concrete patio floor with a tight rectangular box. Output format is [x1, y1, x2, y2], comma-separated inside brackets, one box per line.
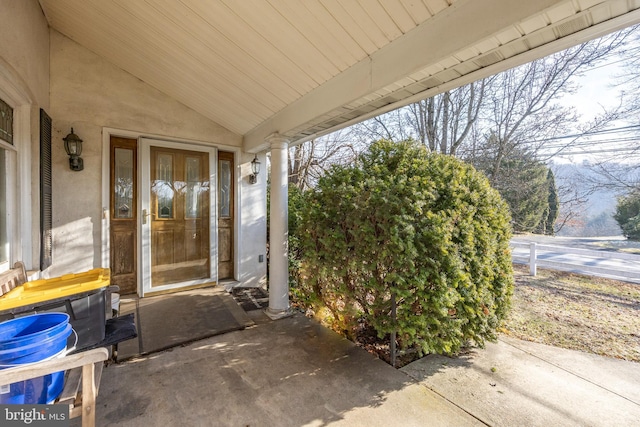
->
[402, 335, 640, 426]
[87, 309, 640, 426]
[90, 311, 482, 426]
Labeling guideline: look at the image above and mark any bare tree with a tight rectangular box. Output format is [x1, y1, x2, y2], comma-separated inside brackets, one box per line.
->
[407, 80, 487, 155]
[578, 25, 640, 195]
[292, 26, 638, 234]
[353, 26, 635, 167]
[552, 168, 594, 234]
[581, 159, 640, 195]
[350, 81, 488, 156]
[472, 28, 633, 180]
[288, 129, 362, 191]
[348, 108, 414, 144]
[613, 25, 640, 114]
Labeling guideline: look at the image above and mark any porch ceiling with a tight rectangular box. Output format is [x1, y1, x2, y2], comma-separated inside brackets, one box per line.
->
[38, 0, 640, 152]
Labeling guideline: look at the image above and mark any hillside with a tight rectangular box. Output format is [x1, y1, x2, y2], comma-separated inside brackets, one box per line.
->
[550, 161, 624, 237]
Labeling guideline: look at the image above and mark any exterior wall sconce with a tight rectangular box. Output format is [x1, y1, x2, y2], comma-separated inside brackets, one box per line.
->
[249, 154, 260, 184]
[63, 128, 84, 171]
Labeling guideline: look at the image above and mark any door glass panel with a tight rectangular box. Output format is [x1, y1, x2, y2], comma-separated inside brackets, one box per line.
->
[219, 160, 231, 218]
[150, 147, 209, 288]
[155, 153, 174, 219]
[217, 152, 234, 279]
[114, 148, 134, 219]
[186, 156, 201, 219]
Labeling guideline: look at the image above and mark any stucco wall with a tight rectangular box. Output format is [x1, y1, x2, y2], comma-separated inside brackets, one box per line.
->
[238, 152, 268, 287]
[0, 0, 50, 270]
[0, 0, 50, 108]
[49, 31, 265, 287]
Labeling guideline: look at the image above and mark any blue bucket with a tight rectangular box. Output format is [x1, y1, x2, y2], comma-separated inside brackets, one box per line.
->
[0, 313, 72, 404]
[0, 323, 72, 364]
[0, 313, 70, 349]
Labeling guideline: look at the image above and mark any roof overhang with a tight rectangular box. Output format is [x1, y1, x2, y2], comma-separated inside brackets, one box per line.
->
[38, 0, 640, 152]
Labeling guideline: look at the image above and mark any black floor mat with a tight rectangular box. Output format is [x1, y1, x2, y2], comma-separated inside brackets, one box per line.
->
[231, 287, 269, 311]
[76, 313, 138, 352]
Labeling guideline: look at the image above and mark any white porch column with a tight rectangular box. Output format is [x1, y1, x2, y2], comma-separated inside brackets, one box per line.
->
[266, 134, 292, 319]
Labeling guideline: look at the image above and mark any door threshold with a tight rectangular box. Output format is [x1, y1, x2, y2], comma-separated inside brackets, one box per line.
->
[218, 280, 242, 292]
[143, 281, 218, 298]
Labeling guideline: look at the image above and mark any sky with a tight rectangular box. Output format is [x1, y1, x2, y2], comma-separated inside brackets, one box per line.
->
[551, 50, 639, 164]
[566, 63, 622, 119]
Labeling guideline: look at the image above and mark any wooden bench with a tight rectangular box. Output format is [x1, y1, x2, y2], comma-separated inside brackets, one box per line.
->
[0, 347, 109, 427]
[0, 261, 27, 296]
[0, 263, 110, 427]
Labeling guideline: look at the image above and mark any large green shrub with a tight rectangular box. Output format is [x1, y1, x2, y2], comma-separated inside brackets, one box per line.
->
[287, 185, 305, 290]
[298, 139, 513, 355]
[267, 185, 306, 288]
[614, 191, 640, 240]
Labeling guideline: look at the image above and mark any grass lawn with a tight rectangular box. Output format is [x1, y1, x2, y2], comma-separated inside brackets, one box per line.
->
[502, 263, 640, 362]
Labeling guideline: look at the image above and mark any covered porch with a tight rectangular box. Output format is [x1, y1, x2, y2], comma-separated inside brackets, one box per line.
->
[84, 308, 640, 426]
[2, 1, 639, 315]
[2, 2, 640, 425]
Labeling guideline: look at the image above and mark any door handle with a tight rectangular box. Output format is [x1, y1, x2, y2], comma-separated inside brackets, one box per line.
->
[142, 209, 154, 224]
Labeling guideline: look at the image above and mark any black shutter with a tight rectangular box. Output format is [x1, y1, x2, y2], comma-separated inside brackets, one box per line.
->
[40, 109, 53, 270]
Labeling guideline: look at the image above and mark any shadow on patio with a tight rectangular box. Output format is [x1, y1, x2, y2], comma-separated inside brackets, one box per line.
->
[85, 309, 481, 427]
[67, 286, 640, 426]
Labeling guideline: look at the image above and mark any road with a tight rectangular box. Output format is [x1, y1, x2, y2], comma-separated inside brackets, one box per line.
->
[511, 235, 640, 284]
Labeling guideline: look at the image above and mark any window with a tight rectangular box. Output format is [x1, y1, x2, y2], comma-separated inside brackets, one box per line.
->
[114, 148, 134, 219]
[0, 72, 35, 273]
[186, 156, 202, 218]
[156, 153, 174, 219]
[219, 159, 231, 218]
[0, 97, 12, 145]
[0, 97, 11, 271]
[0, 148, 7, 269]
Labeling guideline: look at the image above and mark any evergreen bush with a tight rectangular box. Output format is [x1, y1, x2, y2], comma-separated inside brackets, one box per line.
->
[297, 139, 513, 355]
[614, 191, 640, 241]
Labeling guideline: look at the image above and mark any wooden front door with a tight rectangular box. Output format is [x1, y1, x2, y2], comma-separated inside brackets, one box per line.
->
[149, 146, 210, 287]
[217, 151, 234, 279]
[109, 137, 137, 294]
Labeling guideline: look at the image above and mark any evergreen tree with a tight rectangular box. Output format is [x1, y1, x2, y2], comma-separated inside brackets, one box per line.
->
[614, 190, 640, 240]
[536, 169, 559, 235]
[471, 141, 549, 233]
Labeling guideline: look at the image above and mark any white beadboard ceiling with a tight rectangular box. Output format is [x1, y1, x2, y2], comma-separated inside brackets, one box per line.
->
[38, 0, 640, 152]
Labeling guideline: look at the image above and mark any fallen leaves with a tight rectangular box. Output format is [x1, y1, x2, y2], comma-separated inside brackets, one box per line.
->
[503, 264, 640, 362]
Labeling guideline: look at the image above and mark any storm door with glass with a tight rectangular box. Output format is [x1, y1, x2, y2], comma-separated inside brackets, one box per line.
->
[140, 140, 215, 295]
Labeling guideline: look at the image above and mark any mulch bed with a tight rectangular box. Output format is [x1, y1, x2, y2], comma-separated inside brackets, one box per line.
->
[323, 264, 640, 367]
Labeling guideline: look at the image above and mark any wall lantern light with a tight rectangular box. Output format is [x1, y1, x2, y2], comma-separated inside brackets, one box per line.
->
[249, 154, 260, 184]
[63, 127, 84, 171]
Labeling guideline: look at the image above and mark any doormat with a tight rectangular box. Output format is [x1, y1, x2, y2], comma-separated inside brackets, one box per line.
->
[116, 288, 253, 361]
[231, 287, 269, 311]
